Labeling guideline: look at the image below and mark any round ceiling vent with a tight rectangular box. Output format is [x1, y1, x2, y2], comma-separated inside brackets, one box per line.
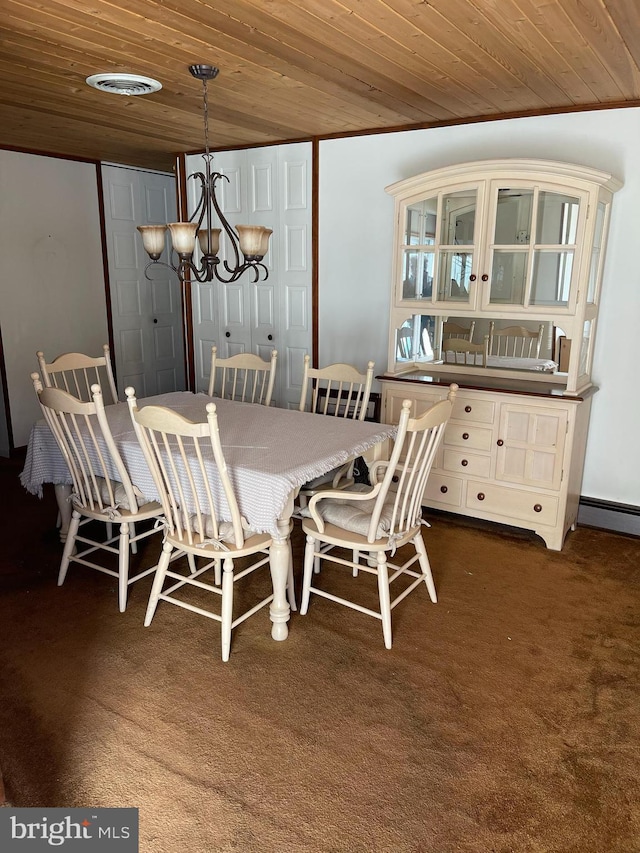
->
[86, 73, 162, 96]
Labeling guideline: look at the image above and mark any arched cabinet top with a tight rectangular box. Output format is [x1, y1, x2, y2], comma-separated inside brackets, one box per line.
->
[385, 159, 623, 200]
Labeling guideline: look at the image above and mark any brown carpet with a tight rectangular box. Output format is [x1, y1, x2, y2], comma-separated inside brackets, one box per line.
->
[1, 451, 639, 852]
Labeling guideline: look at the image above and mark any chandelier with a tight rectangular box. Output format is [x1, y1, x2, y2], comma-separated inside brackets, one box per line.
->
[137, 65, 272, 284]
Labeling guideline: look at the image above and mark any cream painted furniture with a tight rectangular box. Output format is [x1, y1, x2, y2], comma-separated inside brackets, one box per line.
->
[299, 355, 375, 420]
[127, 391, 276, 662]
[381, 159, 622, 550]
[37, 345, 118, 405]
[486, 322, 544, 359]
[443, 321, 475, 342]
[22, 391, 396, 641]
[382, 375, 594, 551]
[31, 374, 163, 611]
[442, 338, 487, 367]
[208, 346, 277, 406]
[386, 159, 621, 395]
[300, 386, 456, 649]
[297, 355, 376, 503]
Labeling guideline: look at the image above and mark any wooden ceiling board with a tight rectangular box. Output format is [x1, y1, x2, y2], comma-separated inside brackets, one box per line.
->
[1, 0, 640, 170]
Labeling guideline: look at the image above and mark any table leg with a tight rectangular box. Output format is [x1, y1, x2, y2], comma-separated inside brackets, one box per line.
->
[54, 484, 72, 542]
[269, 494, 293, 641]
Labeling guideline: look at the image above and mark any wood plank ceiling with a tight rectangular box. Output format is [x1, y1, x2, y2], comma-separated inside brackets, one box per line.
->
[2, 0, 640, 171]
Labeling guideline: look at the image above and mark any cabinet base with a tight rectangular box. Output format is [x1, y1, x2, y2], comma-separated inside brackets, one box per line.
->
[423, 505, 574, 551]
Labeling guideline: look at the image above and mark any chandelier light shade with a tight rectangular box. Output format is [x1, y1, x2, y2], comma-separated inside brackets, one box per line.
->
[137, 65, 272, 284]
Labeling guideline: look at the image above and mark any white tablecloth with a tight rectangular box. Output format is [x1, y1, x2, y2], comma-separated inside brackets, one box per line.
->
[21, 392, 396, 537]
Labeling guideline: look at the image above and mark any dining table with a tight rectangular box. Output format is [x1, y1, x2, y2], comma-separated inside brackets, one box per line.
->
[21, 391, 396, 642]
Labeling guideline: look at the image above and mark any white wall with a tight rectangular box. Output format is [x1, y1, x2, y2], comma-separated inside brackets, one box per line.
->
[0, 150, 108, 448]
[318, 109, 640, 506]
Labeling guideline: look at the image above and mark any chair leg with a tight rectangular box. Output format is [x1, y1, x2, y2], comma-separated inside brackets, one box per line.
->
[213, 558, 221, 586]
[187, 553, 197, 574]
[220, 557, 234, 662]
[287, 551, 297, 611]
[376, 552, 393, 650]
[300, 534, 316, 615]
[118, 521, 131, 613]
[58, 511, 81, 585]
[414, 533, 437, 603]
[144, 542, 173, 626]
[130, 522, 137, 555]
[353, 550, 360, 577]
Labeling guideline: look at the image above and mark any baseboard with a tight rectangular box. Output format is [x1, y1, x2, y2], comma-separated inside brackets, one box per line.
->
[578, 497, 640, 537]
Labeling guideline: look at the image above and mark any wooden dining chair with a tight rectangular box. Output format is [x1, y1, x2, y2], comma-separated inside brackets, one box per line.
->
[31, 373, 164, 611]
[126, 387, 281, 662]
[37, 344, 119, 405]
[442, 320, 476, 342]
[297, 355, 375, 504]
[300, 385, 457, 649]
[442, 338, 487, 367]
[486, 322, 545, 358]
[208, 346, 277, 406]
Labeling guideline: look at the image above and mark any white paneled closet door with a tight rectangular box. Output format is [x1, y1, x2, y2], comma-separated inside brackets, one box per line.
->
[189, 142, 312, 407]
[102, 164, 186, 398]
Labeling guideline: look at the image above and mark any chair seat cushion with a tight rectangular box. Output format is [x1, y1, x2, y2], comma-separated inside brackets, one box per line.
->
[91, 478, 150, 511]
[300, 483, 399, 539]
[190, 514, 258, 546]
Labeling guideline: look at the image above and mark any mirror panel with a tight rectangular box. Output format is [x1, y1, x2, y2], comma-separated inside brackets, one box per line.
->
[395, 315, 563, 375]
[536, 191, 579, 244]
[530, 251, 574, 306]
[404, 199, 436, 246]
[489, 251, 527, 304]
[402, 249, 434, 299]
[495, 189, 533, 244]
[440, 190, 477, 245]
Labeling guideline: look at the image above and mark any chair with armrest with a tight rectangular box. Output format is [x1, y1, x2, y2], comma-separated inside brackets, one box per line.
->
[31, 373, 164, 611]
[487, 322, 544, 358]
[208, 346, 277, 406]
[126, 387, 288, 662]
[300, 384, 457, 649]
[297, 355, 375, 503]
[37, 344, 118, 405]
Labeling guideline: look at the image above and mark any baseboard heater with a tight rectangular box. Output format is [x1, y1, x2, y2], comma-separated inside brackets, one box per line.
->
[578, 497, 640, 537]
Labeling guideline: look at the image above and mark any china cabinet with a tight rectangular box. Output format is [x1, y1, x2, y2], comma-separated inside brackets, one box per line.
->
[379, 159, 622, 549]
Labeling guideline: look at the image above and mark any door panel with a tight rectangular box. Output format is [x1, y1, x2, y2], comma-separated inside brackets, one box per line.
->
[188, 143, 312, 405]
[102, 164, 185, 398]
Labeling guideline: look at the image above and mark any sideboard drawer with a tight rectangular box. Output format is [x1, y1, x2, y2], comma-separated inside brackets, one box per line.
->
[444, 424, 493, 452]
[424, 473, 463, 508]
[452, 398, 495, 425]
[443, 449, 491, 478]
[465, 481, 559, 526]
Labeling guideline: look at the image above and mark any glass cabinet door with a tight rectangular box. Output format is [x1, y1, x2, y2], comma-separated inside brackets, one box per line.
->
[399, 186, 480, 307]
[486, 184, 583, 310]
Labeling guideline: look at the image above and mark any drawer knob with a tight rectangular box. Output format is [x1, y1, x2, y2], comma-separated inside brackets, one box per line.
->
[497, 439, 504, 446]
[534, 504, 542, 513]
[469, 274, 477, 281]
[477, 492, 485, 501]
[461, 459, 468, 467]
[481, 274, 489, 281]
[440, 485, 448, 494]
[465, 405, 472, 413]
[462, 432, 469, 440]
